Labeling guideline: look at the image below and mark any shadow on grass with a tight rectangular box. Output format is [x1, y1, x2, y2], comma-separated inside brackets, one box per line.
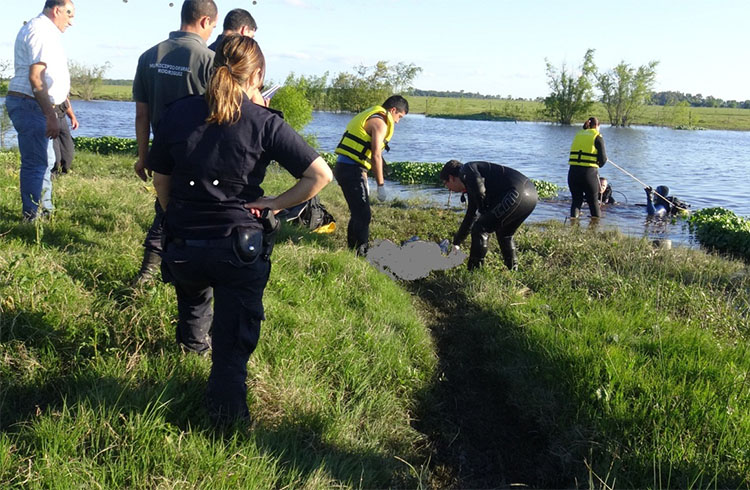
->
[408, 272, 573, 488]
[408, 267, 748, 488]
[0, 218, 95, 249]
[1, 343, 404, 488]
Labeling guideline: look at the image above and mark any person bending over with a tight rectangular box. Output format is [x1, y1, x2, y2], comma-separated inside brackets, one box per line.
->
[440, 160, 537, 271]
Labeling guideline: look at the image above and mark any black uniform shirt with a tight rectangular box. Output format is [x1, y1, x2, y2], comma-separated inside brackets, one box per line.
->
[148, 94, 319, 238]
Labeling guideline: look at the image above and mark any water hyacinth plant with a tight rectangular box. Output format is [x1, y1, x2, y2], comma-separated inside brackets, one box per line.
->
[688, 207, 750, 260]
[73, 136, 138, 155]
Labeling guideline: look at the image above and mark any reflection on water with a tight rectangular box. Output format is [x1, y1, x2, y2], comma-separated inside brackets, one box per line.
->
[1, 100, 746, 247]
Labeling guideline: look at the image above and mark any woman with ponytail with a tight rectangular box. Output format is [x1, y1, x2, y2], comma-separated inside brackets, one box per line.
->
[148, 35, 332, 424]
[567, 116, 607, 218]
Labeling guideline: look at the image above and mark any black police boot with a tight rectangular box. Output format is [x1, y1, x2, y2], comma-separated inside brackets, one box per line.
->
[499, 235, 518, 271]
[133, 249, 161, 285]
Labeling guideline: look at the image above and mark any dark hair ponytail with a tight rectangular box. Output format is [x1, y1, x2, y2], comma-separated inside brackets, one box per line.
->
[583, 116, 599, 130]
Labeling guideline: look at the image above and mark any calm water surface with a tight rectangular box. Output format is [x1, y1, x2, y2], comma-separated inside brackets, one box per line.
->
[3, 100, 748, 246]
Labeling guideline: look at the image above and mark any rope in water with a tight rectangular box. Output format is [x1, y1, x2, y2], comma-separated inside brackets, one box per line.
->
[606, 159, 689, 211]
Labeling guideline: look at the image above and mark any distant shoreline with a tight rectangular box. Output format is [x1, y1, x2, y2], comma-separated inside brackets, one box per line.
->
[60, 85, 750, 132]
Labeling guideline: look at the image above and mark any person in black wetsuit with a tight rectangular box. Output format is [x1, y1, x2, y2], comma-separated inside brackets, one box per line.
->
[599, 177, 616, 205]
[568, 116, 607, 218]
[440, 160, 538, 271]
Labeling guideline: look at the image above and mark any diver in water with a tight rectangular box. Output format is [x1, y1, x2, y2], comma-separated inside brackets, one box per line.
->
[645, 185, 689, 217]
[599, 177, 616, 205]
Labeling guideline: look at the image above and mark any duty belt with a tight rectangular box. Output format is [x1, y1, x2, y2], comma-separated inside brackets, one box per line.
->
[170, 236, 234, 248]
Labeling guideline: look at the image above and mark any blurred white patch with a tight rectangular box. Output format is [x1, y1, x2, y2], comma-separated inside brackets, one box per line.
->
[366, 239, 467, 281]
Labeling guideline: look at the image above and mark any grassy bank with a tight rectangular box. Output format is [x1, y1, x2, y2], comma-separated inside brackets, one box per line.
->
[406, 95, 750, 131]
[84, 84, 133, 101]
[1, 150, 749, 487]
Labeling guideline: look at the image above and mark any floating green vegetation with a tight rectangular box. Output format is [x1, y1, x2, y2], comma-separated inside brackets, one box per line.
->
[73, 136, 138, 155]
[530, 179, 561, 199]
[320, 153, 561, 198]
[386, 161, 444, 185]
[688, 207, 750, 260]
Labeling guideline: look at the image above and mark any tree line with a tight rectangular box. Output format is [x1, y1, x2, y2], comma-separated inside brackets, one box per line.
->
[543, 49, 661, 126]
[650, 91, 750, 109]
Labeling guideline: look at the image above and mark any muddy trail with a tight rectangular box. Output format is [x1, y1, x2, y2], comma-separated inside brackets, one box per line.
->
[408, 276, 577, 489]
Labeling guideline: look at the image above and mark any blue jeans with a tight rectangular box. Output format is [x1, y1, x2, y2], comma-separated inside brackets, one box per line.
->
[5, 95, 55, 219]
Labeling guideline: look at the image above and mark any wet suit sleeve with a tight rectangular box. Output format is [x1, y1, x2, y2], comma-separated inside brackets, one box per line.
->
[595, 135, 607, 167]
[453, 198, 477, 246]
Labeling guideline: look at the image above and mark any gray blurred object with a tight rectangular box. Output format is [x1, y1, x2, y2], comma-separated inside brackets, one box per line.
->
[366, 238, 467, 280]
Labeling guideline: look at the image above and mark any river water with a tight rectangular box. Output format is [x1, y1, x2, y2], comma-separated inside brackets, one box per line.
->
[3, 99, 749, 246]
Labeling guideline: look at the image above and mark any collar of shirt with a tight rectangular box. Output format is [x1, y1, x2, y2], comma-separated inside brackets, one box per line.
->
[168, 31, 208, 46]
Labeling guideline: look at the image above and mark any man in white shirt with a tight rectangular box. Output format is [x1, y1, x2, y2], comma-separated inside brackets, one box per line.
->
[6, 0, 75, 221]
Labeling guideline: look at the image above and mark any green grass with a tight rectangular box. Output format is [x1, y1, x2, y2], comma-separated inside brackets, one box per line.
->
[1, 149, 749, 488]
[85, 84, 133, 101]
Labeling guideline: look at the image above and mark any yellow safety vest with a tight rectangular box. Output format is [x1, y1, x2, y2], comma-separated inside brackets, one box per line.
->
[568, 128, 601, 167]
[335, 105, 394, 170]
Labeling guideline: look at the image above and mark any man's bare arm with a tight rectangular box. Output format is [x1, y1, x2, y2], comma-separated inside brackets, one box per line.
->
[365, 116, 387, 186]
[134, 102, 151, 181]
[28, 63, 59, 139]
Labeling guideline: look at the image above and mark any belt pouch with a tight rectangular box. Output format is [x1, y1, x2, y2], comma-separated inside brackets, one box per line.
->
[233, 227, 264, 264]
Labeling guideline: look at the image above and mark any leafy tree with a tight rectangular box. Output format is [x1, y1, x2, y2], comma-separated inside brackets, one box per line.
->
[597, 60, 658, 127]
[269, 84, 313, 132]
[0, 59, 11, 96]
[328, 69, 373, 113]
[327, 61, 422, 112]
[664, 99, 691, 128]
[388, 61, 422, 94]
[69, 61, 110, 100]
[282, 72, 329, 110]
[543, 49, 597, 125]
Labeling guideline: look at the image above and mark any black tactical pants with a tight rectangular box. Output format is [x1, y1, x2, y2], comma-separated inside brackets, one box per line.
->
[162, 243, 270, 423]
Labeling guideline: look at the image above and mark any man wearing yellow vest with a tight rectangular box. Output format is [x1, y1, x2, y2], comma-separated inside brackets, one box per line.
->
[334, 95, 409, 254]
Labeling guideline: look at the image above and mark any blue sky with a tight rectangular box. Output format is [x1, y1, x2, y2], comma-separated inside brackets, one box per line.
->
[2, 0, 748, 101]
